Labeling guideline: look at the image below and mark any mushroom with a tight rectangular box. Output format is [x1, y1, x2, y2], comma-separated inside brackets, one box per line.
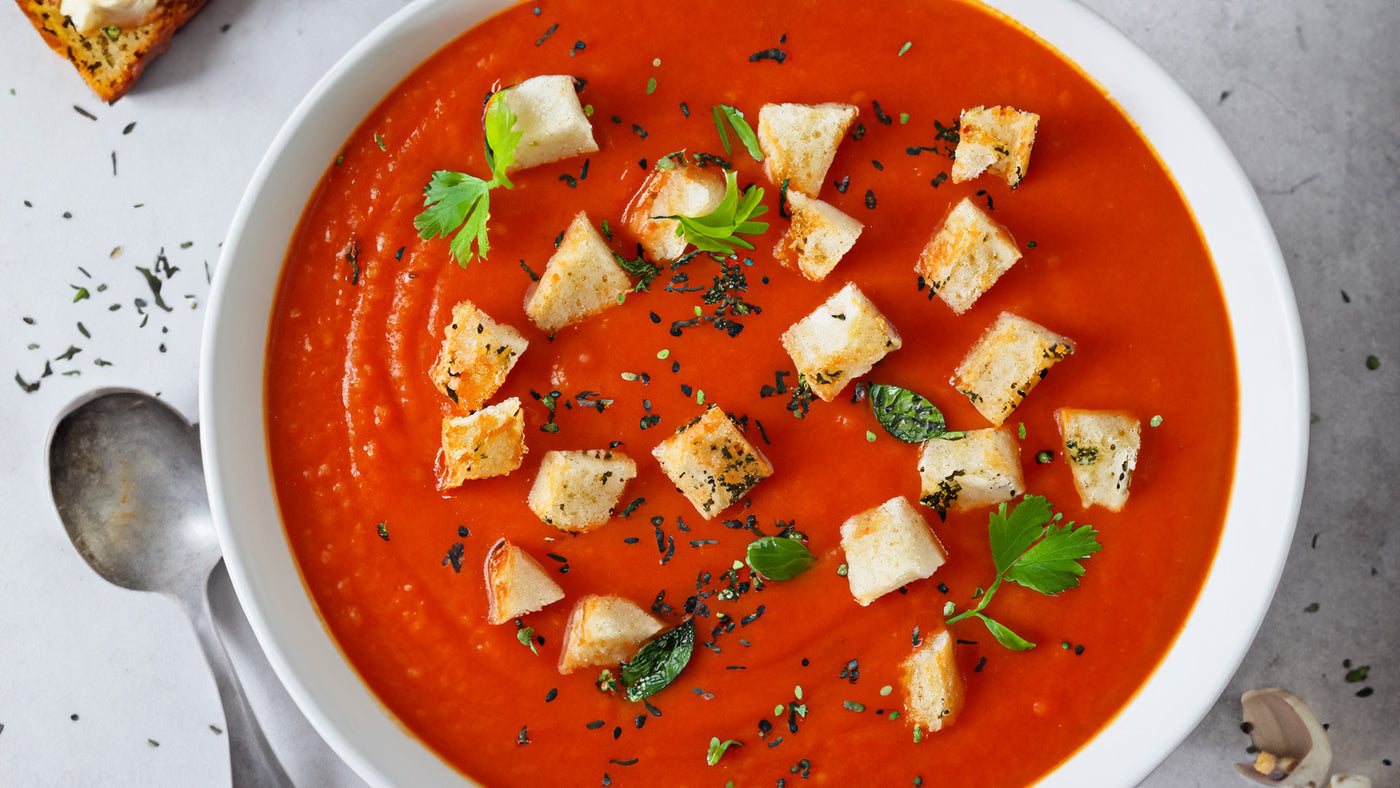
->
[1235, 688, 1332, 787]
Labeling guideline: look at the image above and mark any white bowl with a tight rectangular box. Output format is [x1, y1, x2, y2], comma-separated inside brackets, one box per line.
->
[200, 1, 1308, 785]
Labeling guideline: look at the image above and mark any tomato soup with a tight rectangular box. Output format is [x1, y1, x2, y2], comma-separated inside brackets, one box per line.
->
[265, 0, 1237, 785]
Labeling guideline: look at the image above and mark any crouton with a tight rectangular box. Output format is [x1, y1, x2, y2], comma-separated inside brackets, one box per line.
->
[524, 212, 632, 333]
[651, 406, 773, 520]
[438, 397, 526, 489]
[951, 312, 1073, 426]
[839, 497, 948, 606]
[17, 0, 206, 103]
[484, 539, 566, 625]
[623, 158, 727, 262]
[774, 190, 864, 282]
[558, 594, 665, 674]
[916, 197, 1022, 315]
[900, 629, 965, 733]
[757, 102, 859, 197]
[527, 450, 638, 533]
[1055, 409, 1141, 512]
[951, 105, 1039, 188]
[491, 75, 598, 173]
[917, 429, 1025, 518]
[781, 282, 903, 402]
[429, 301, 529, 411]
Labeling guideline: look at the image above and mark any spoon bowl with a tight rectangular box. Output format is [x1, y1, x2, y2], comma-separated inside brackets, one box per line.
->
[49, 389, 216, 596]
[47, 388, 291, 788]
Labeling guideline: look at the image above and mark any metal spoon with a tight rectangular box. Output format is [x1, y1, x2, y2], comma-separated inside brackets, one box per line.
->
[47, 389, 292, 787]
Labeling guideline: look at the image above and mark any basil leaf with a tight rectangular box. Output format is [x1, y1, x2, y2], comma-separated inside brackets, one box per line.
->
[868, 383, 955, 443]
[746, 536, 816, 581]
[621, 618, 694, 701]
[975, 613, 1035, 651]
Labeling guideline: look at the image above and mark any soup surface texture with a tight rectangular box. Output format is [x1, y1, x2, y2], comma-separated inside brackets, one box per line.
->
[266, 0, 1238, 785]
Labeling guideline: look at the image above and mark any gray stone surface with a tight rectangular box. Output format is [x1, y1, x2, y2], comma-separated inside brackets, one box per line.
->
[1079, 1, 1400, 785]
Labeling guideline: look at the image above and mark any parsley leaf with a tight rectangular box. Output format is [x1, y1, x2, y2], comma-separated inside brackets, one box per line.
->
[660, 169, 769, 256]
[483, 95, 523, 188]
[620, 618, 694, 701]
[1006, 519, 1102, 593]
[412, 92, 521, 266]
[945, 496, 1101, 650]
[712, 104, 763, 161]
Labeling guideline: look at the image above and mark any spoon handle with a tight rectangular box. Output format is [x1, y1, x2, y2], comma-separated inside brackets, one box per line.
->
[183, 590, 295, 788]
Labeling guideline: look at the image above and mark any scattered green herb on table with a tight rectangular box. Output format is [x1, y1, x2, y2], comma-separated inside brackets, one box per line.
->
[414, 95, 522, 266]
[943, 496, 1101, 651]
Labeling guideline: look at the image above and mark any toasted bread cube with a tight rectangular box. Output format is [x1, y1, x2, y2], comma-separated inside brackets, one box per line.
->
[774, 190, 864, 282]
[525, 212, 631, 333]
[758, 102, 859, 197]
[951, 312, 1072, 426]
[651, 406, 773, 519]
[1055, 409, 1141, 512]
[917, 429, 1025, 518]
[527, 450, 638, 533]
[484, 539, 566, 625]
[781, 283, 902, 402]
[901, 629, 965, 733]
[558, 594, 665, 674]
[917, 197, 1022, 315]
[840, 497, 948, 606]
[429, 301, 529, 412]
[492, 75, 598, 173]
[623, 159, 727, 262]
[951, 105, 1039, 188]
[438, 397, 526, 489]
[17, 0, 206, 104]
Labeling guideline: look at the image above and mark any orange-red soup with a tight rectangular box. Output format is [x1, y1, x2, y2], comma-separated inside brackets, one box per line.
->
[266, 1, 1237, 785]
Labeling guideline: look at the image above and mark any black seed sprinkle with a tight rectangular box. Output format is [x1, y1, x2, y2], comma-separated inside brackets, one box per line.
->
[864, 189, 876, 209]
[749, 48, 788, 64]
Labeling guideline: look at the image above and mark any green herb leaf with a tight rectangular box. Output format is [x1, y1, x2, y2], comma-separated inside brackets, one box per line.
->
[1004, 520, 1102, 594]
[517, 624, 539, 655]
[413, 93, 522, 267]
[483, 94, 523, 188]
[988, 495, 1054, 575]
[706, 736, 742, 766]
[621, 618, 694, 701]
[745, 536, 816, 581]
[712, 105, 763, 161]
[975, 613, 1034, 651]
[414, 171, 491, 266]
[867, 383, 958, 443]
[614, 250, 662, 291]
[660, 170, 769, 256]
[945, 496, 1101, 651]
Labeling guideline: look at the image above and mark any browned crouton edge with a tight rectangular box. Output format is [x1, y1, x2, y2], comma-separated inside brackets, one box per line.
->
[17, 0, 207, 103]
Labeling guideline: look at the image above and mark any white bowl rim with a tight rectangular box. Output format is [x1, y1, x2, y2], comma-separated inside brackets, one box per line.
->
[200, 1, 1308, 786]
